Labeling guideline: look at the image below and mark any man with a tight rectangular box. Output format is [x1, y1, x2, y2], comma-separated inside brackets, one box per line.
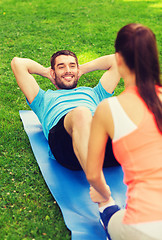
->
[11, 50, 120, 172]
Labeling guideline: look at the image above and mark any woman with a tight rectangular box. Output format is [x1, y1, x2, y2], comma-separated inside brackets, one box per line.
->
[86, 23, 162, 240]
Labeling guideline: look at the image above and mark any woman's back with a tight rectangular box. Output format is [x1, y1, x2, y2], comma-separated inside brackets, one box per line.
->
[109, 86, 162, 224]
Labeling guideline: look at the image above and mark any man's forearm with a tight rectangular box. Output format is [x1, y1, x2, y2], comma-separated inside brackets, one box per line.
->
[11, 57, 49, 78]
[79, 54, 115, 75]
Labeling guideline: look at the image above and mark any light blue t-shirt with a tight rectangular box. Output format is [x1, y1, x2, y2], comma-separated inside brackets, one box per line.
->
[27, 81, 113, 139]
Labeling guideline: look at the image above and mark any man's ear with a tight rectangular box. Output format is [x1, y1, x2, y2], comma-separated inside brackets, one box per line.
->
[77, 66, 81, 79]
[50, 68, 55, 79]
[50, 68, 57, 86]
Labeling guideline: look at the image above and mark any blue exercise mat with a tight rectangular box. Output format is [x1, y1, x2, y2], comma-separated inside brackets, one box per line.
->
[19, 110, 126, 240]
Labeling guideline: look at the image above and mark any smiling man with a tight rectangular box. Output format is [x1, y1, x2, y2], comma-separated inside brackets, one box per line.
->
[50, 51, 79, 89]
[11, 50, 120, 173]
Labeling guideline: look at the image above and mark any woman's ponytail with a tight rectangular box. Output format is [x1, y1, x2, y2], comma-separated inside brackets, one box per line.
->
[115, 23, 162, 132]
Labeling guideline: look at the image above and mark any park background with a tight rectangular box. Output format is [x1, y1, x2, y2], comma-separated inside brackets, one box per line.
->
[0, 0, 161, 239]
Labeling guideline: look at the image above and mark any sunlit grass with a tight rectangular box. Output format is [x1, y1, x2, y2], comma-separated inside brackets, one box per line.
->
[149, 2, 162, 9]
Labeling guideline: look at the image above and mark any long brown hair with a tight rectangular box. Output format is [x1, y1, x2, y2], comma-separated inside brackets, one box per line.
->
[115, 23, 162, 133]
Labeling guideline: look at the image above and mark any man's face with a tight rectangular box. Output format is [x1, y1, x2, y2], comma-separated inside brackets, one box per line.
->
[53, 55, 79, 89]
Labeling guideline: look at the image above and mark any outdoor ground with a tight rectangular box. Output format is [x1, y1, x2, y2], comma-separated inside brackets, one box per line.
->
[0, 0, 161, 239]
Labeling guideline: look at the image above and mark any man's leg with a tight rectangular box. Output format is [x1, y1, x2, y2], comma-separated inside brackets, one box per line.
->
[64, 106, 92, 172]
[48, 116, 82, 170]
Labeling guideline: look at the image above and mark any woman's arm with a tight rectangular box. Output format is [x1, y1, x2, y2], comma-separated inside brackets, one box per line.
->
[86, 99, 114, 203]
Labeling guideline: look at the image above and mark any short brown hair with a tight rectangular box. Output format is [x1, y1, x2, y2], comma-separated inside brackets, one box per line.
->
[51, 50, 79, 69]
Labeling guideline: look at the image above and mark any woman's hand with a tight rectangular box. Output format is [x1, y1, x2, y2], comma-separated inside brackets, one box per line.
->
[89, 185, 111, 204]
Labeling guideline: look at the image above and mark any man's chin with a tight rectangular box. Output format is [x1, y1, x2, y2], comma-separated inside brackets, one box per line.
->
[56, 80, 78, 89]
[62, 84, 77, 89]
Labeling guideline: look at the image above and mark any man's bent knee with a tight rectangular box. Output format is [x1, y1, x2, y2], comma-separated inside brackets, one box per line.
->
[64, 107, 92, 136]
[72, 106, 92, 125]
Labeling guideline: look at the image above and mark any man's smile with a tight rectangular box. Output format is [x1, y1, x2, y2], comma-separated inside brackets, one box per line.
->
[62, 75, 74, 81]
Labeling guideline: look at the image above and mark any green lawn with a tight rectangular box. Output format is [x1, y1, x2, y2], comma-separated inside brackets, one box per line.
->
[0, 0, 161, 239]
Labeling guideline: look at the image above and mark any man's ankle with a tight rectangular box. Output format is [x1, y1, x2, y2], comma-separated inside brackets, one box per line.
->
[99, 197, 115, 212]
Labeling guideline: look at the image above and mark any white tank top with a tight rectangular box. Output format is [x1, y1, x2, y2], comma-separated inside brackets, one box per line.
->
[108, 97, 137, 142]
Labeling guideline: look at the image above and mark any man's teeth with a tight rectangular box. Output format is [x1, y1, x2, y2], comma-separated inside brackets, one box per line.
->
[64, 76, 73, 79]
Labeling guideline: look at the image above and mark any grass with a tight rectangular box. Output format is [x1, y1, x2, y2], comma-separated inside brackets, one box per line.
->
[0, 0, 161, 239]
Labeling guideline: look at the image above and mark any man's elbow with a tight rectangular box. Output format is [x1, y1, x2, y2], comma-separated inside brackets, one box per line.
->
[11, 57, 19, 70]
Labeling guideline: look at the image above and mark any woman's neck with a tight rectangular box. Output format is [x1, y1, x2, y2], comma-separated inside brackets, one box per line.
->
[123, 69, 136, 88]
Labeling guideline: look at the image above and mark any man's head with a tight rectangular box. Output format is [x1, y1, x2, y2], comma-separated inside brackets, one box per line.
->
[50, 50, 79, 89]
